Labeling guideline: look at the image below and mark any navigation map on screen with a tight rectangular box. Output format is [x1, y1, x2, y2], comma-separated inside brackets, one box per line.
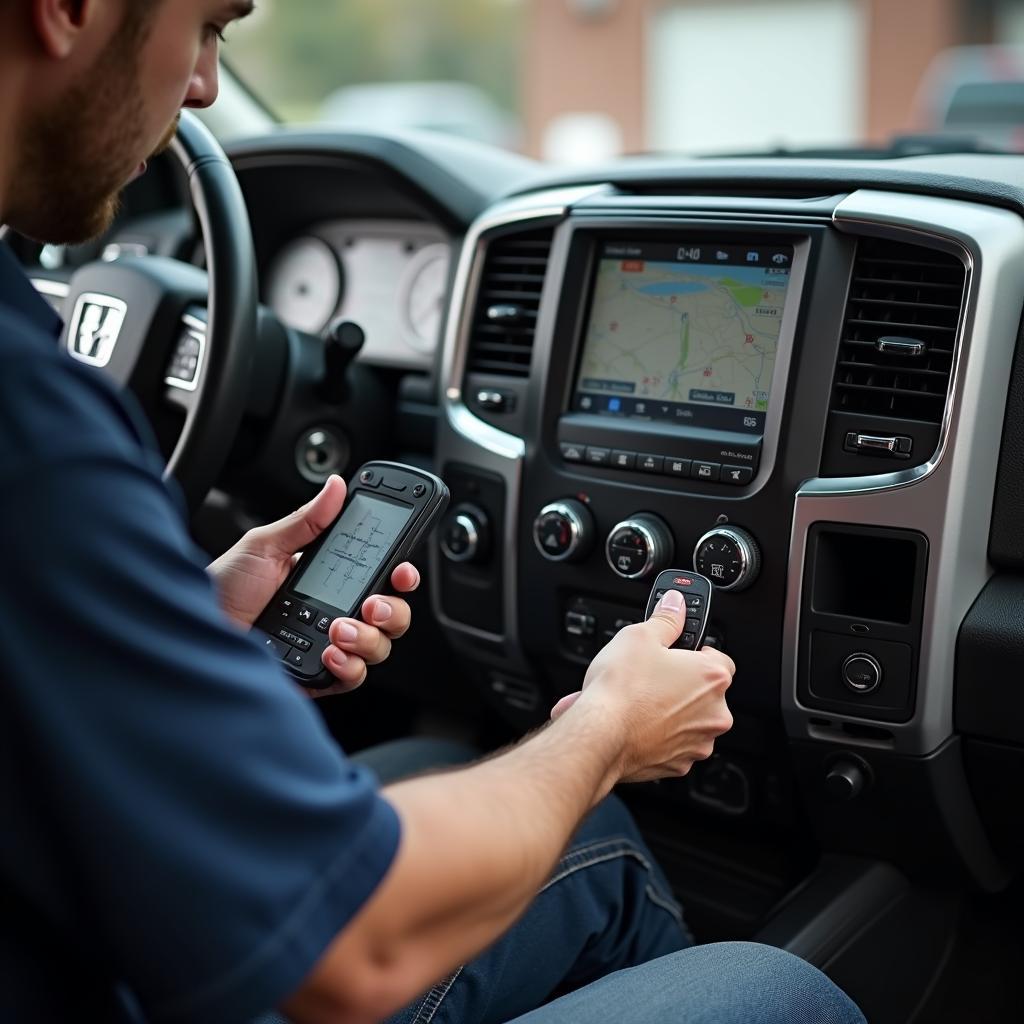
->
[574, 242, 793, 434]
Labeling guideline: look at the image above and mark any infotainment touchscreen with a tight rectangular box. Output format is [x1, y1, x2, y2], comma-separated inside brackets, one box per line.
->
[572, 241, 794, 435]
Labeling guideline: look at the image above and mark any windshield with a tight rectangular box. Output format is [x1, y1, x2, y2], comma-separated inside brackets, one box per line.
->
[227, 0, 1024, 161]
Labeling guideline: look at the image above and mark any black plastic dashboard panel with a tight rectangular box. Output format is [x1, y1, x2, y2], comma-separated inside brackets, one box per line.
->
[956, 574, 1024, 744]
[987, 309, 1024, 570]
[227, 130, 541, 229]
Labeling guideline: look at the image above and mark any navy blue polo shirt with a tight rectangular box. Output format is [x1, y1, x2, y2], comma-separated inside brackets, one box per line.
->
[0, 242, 400, 1023]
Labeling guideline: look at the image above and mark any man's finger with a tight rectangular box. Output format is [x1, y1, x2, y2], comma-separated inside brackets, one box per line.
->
[390, 562, 421, 593]
[550, 691, 581, 720]
[328, 618, 393, 666]
[699, 645, 737, 680]
[643, 588, 686, 648]
[258, 475, 347, 558]
[360, 595, 413, 639]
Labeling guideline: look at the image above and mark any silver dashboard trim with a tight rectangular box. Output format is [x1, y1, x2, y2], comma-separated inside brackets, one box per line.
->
[781, 189, 1024, 756]
[432, 185, 609, 653]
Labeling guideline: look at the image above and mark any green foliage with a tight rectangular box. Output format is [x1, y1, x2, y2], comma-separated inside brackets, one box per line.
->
[228, 0, 523, 122]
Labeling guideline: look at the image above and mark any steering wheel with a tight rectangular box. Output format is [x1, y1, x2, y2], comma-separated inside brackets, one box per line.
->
[60, 111, 256, 514]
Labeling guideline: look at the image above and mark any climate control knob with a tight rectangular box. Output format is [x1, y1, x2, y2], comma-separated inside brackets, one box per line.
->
[693, 526, 762, 592]
[606, 515, 674, 580]
[533, 500, 594, 563]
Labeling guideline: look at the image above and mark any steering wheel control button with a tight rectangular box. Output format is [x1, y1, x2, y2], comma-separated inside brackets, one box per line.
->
[606, 515, 674, 580]
[637, 453, 665, 474]
[691, 461, 721, 483]
[611, 450, 637, 470]
[842, 653, 883, 694]
[316, 616, 332, 634]
[665, 457, 692, 477]
[560, 442, 585, 463]
[585, 446, 611, 466]
[721, 465, 754, 486]
[441, 505, 490, 565]
[693, 526, 762, 592]
[533, 500, 594, 563]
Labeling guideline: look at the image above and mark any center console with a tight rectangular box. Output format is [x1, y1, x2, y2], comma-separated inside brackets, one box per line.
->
[430, 181, 1024, 894]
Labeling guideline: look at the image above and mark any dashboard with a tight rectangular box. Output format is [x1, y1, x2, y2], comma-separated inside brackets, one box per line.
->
[19, 128, 1024, 908]
[265, 220, 450, 371]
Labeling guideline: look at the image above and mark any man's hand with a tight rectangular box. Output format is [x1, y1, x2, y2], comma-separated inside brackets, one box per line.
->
[551, 588, 734, 782]
[207, 475, 420, 695]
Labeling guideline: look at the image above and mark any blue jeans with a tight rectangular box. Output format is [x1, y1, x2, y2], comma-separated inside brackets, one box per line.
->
[384, 792, 693, 1024]
[257, 739, 865, 1024]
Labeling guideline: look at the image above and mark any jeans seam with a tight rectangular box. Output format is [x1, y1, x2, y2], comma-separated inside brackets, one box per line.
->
[540, 837, 683, 924]
[410, 966, 464, 1024]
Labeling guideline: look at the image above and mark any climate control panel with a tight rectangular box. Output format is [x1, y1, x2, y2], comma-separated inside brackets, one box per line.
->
[606, 514, 674, 580]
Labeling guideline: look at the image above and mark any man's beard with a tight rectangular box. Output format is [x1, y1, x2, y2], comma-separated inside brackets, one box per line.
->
[8, 45, 179, 246]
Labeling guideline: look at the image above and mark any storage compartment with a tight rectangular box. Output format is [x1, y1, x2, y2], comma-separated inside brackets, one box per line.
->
[811, 529, 920, 624]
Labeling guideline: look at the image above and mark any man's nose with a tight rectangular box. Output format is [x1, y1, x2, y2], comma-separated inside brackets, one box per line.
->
[183, 49, 220, 109]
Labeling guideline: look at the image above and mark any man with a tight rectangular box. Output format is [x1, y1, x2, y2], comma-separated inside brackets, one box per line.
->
[0, 2, 866, 1022]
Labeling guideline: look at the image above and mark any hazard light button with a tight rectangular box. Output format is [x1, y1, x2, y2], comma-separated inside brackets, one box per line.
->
[533, 499, 595, 563]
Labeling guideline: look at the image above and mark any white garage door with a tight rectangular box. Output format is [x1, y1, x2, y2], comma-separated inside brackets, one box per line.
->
[648, 0, 865, 154]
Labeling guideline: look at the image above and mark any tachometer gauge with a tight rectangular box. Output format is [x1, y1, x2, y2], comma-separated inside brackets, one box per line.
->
[398, 243, 451, 353]
[266, 237, 342, 335]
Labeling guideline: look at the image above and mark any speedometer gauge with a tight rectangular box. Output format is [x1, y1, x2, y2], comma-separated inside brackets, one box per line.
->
[398, 243, 451, 353]
[267, 237, 342, 335]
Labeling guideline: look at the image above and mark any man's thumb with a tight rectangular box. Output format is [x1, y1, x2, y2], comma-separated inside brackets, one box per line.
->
[266, 475, 346, 554]
[645, 588, 686, 647]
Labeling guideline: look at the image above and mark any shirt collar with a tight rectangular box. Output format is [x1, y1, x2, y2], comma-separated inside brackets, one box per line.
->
[0, 239, 64, 339]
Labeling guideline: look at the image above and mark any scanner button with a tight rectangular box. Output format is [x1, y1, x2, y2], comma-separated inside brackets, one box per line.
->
[261, 635, 291, 660]
[277, 629, 312, 652]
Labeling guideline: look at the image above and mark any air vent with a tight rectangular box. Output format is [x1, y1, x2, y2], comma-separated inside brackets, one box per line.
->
[831, 237, 966, 424]
[465, 228, 553, 378]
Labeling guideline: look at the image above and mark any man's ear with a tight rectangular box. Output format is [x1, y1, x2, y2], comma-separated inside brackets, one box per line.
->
[31, 0, 95, 59]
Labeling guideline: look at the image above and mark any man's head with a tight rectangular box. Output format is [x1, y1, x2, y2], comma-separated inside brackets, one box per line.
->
[0, 0, 254, 244]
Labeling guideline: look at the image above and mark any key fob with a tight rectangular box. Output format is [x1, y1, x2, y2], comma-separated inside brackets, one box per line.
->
[644, 570, 714, 651]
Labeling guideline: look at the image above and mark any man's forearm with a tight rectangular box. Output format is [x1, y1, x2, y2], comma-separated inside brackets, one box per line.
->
[283, 700, 626, 1023]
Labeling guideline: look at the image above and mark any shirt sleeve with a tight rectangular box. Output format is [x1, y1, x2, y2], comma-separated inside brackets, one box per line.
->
[0, 352, 400, 1023]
